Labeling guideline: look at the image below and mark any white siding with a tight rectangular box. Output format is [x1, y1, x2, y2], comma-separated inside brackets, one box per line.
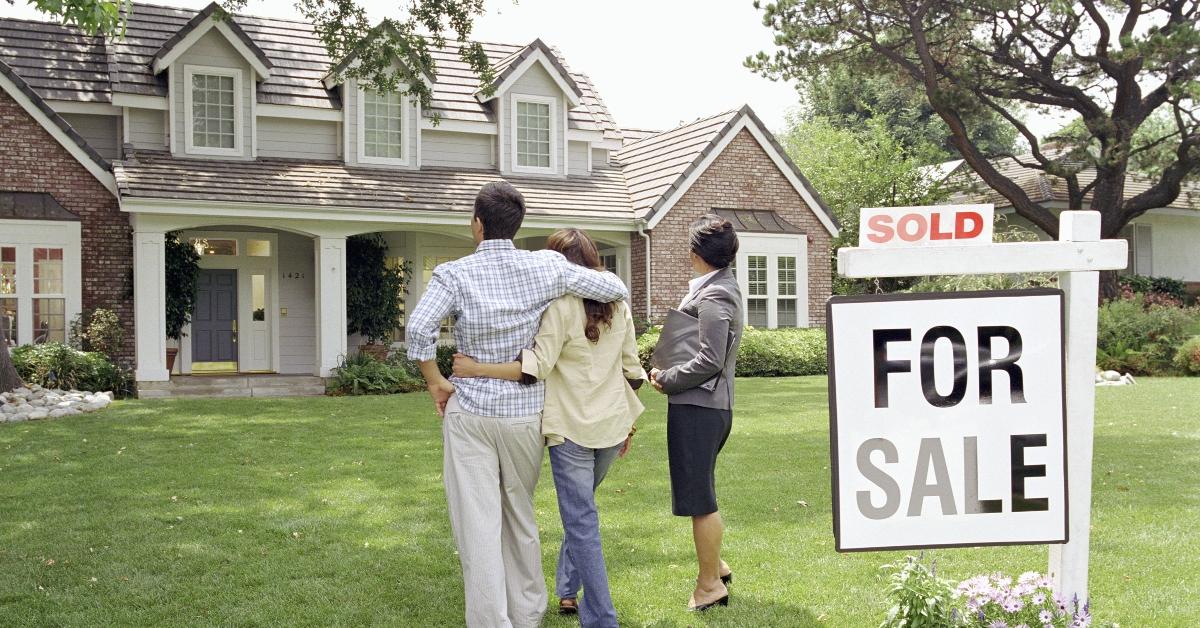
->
[568, 140, 590, 175]
[500, 62, 565, 176]
[277, 231, 315, 374]
[591, 147, 609, 168]
[258, 117, 339, 160]
[171, 29, 254, 159]
[422, 130, 493, 169]
[60, 113, 120, 159]
[1143, 213, 1200, 282]
[128, 108, 166, 149]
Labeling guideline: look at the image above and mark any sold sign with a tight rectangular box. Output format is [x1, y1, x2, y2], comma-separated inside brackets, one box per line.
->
[859, 204, 994, 248]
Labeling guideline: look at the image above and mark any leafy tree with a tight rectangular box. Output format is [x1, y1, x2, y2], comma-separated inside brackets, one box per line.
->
[749, 0, 1200, 297]
[802, 65, 1018, 161]
[345, 234, 409, 346]
[11, 0, 493, 114]
[1, 313, 22, 391]
[164, 233, 200, 341]
[780, 114, 948, 292]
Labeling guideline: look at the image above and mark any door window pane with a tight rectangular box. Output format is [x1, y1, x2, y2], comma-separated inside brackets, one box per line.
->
[33, 298, 65, 344]
[191, 238, 237, 257]
[516, 100, 551, 168]
[747, 298, 768, 328]
[251, 274, 266, 321]
[33, 248, 63, 294]
[0, 298, 15, 346]
[247, 239, 271, 257]
[192, 73, 237, 149]
[363, 90, 404, 159]
[0, 247, 14, 294]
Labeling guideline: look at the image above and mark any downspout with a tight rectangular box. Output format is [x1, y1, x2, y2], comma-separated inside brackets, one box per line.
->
[637, 223, 652, 320]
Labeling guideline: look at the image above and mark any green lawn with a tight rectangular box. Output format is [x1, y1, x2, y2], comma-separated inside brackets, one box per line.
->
[0, 377, 1197, 626]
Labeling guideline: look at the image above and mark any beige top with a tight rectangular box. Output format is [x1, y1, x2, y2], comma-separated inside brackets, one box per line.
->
[521, 296, 647, 448]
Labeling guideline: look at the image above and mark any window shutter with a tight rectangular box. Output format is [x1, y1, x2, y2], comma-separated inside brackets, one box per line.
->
[1135, 224, 1153, 275]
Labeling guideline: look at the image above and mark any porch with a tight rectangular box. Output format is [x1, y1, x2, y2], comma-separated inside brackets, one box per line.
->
[128, 211, 634, 391]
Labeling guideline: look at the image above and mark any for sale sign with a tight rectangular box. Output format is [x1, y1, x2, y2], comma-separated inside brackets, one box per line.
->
[826, 289, 1067, 552]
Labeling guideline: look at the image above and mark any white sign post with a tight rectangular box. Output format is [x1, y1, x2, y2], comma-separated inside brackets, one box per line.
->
[831, 210, 1127, 604]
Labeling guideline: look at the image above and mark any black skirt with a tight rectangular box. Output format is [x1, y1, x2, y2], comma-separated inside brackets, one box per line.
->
[666, 402, 733, 517]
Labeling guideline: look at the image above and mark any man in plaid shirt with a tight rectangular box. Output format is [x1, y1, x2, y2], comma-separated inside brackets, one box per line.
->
[406, 181, 628, 628]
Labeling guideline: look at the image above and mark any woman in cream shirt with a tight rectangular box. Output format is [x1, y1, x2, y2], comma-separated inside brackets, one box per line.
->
[453, 228, 646, 628]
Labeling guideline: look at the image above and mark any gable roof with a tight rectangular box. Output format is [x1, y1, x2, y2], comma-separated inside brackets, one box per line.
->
[938, 154, 1200, 212]
[320, 22, 435, 90]
[616, 105, 839, 235]
[149, 1, 272, 79]
[0, 3, 619, 137]
[474, 39, 583, 106]
[0, 58, 115, 194]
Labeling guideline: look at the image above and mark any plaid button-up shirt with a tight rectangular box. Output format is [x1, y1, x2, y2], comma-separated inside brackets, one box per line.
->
[406, 239, 629, 417]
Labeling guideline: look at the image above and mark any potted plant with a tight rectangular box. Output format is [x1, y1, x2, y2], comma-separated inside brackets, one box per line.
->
[164, 233, 200, 372]
[346, 233, 409, 361]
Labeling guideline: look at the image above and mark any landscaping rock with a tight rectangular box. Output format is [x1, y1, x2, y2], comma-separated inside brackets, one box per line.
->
[1, 385, 116, 424]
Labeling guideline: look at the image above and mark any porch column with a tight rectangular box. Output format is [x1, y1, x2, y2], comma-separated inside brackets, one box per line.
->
[133, 230, 169, 382]
[313, 236, 347, 377]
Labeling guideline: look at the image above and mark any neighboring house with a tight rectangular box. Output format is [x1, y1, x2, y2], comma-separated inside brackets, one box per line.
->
[0, 2, 837, 393]
[938, 154, 1200, 291]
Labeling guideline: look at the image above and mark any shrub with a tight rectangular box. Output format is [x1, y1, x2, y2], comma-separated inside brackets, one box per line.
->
[346, 234, 409, 345]
[1119, 274, 1189, 303]
[68, 308, 125, 358]
[326, 352, 424, 396]
[637, 326, 827, 377]
[164, 233, 201, 341]
[880, 555, 959, 628]
[10, 342, 132, 396]
[1173, 336, 1200, 376]
[1096, 295, 1196, 375]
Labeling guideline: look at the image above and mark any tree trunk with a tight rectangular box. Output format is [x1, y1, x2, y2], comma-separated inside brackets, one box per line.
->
[0, 314, 23, 392]
[1099, 270, 1121, 303]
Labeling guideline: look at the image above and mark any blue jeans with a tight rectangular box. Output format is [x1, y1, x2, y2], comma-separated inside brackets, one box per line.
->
[549, 438, 622, 628]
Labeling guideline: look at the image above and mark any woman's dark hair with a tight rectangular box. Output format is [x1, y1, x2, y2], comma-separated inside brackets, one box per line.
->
[547, 228, 614, 343]
[689, 214, 739, 268]
[473, 181, 526, 240]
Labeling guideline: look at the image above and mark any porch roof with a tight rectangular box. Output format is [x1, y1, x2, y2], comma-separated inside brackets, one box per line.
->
[113, 150, 635, 221]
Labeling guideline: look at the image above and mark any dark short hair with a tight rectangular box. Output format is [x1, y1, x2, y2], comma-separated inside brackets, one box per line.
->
[473, 181, 526, 240]
[689, 214, 739, 268]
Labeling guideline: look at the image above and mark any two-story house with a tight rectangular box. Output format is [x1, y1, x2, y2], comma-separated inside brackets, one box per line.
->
[0, 2, 838, 396]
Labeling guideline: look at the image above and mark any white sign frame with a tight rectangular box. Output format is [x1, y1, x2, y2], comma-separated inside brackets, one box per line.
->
[833, 210, 1127, 604]
[827, 289, 1068, 552]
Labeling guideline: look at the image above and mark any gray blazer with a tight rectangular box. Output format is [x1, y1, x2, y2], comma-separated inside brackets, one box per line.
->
[656, 267, 743, 410]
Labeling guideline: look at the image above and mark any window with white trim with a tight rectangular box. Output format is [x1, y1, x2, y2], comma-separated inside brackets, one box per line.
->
[511, 95, 556, 173]
[184, 66, 242, 155]
[746, 255, 768, 328]
[0, 246, 66, 345]
[776, 256, 798, 327]
[362, 90, 405, 160]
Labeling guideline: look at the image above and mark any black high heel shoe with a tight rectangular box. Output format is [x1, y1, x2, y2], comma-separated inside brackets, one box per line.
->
[721, 572, 733, 586]
[688, 594, 730, 612]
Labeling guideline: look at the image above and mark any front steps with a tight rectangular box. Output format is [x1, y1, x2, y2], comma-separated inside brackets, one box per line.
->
[138, 374, 327, 399]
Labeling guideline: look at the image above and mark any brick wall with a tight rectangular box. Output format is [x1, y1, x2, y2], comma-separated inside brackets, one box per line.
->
[630, 128, 834, 327]
[0, 90, 134, 362]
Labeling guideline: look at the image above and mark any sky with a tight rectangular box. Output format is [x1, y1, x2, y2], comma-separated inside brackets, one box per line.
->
[0, 0, 1066, 138]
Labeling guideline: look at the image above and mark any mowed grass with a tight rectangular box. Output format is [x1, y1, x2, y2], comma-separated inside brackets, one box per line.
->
[0, 377, 1197, 626]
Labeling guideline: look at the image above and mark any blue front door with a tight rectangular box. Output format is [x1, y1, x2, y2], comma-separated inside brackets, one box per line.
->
[192, 269, 238, 364]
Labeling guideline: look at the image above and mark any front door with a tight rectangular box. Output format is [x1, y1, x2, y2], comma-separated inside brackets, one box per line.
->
[192, 269, 238, 371]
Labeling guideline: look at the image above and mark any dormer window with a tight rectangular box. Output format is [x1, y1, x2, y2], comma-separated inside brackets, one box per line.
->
[184, 65, 242, 156]
[511, 94, 557, 174]
[358, 89, 407, 165]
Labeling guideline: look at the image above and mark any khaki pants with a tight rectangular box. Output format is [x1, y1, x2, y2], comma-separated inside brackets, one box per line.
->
[442, 395, 547, 628]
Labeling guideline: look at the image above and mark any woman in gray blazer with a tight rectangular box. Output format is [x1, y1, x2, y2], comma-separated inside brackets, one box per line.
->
[649, 215, 743, 612]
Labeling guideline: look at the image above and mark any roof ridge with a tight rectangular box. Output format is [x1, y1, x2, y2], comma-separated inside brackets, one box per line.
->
[618, 108, 741, 152]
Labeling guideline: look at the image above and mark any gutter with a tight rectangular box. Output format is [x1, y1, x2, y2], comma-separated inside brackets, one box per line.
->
[638, 223, 652, 320]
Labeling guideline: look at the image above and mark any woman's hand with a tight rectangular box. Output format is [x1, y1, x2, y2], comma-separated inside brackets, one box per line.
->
[452, 353, 482, 378]
[619, 434, 633, 458]
[649, 368, 665, 393]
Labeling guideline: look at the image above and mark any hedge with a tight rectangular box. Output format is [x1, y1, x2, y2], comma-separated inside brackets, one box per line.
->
[10, 342, 133, 397]
[637, 326, 827, 377]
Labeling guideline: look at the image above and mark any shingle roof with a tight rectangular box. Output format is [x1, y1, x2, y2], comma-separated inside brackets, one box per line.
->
[715, 208, 804, 234]
[114, 150, 634, 221]
[615, 105, 837, 230]
[0, 57, 111, 171]
[0, 191, 81, 221]
[0, 2, 619, 135]
[943, 155, 1200, 211]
